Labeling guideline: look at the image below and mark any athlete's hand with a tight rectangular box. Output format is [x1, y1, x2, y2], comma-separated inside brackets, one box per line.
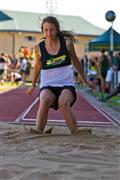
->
[25, 86, 35, 95]
[82, 80, 95, 89]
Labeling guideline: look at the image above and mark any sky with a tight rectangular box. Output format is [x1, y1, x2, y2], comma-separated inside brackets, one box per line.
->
[1, 0, 120, 32]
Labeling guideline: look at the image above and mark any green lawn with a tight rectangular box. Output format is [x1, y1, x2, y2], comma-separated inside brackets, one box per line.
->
[0, 82, 17, 93]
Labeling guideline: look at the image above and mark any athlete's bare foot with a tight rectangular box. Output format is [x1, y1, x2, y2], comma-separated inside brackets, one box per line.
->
[44, 127, 53, 134]
[29, 127, 42, 134]
[23, 126, 42, 134]
[23, 126, 53, 134]
[71, 128, 92, 135]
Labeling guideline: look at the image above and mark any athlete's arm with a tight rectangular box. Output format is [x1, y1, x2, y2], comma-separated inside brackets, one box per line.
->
[32, 45, 41, 88]
[66, 38, 86, 84]
[65, 38, 94, 89]
[26, 45, 41, 95]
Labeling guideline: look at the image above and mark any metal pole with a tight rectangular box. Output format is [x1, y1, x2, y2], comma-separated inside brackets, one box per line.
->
[110, 22, 114, 88]
[110, 22, 114, 52]
[8, 32, 15, 56]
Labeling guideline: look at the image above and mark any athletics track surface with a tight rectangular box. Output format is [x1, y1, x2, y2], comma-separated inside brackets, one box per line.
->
[0, 86, 119, 127]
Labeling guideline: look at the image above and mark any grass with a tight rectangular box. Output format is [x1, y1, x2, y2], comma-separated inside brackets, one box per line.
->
[0, 81, 32, 93]
[106, 96, 120, 111]
[0, 82, 17, 93]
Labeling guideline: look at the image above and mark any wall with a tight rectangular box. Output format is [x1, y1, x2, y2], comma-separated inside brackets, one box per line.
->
[0, 31, 95, 58]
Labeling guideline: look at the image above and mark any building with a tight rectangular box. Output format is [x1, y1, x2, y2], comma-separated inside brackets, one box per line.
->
[0, 10, 105, 59]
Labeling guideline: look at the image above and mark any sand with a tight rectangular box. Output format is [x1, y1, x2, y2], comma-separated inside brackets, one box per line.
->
[0, 122, 120, 180]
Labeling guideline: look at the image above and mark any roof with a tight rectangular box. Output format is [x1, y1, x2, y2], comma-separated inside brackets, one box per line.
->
[90, 27, 120, 44]
[0, 10, 105, 36]
[0, 11, 13, 21]
[89, 27, 120, 51]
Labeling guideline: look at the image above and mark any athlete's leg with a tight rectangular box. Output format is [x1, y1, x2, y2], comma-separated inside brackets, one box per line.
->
[58, 89, 78, 134]
[36, 89, 56, 132]
[106, 82, 120, 100]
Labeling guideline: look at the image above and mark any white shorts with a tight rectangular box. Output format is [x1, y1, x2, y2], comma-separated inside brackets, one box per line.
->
[118, 71, 120, 83]
[105, 68, 113, 82]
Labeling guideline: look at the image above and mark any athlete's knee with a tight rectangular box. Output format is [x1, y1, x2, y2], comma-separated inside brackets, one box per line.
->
[40, 94, 54, 108]
[58, 99, 70, 110]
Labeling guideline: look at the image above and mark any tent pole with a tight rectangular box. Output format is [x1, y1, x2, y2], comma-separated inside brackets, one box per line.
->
[110, 22, 114, 52]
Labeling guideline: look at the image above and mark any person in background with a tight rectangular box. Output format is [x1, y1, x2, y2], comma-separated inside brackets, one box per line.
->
[0, 53, 6, 85]
[11, 72, 22, 86]
[26, 16, 93, 134]
[87, 59, 97, 91]
[99, 83, 120, 102]
[113, 52, 120, 84]
[100, 49, 113, 93]
[20, 55, 31, 83]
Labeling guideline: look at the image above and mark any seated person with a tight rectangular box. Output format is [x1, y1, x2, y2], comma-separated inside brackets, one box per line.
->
[11, 72, 22, 85]
[99, 83, 120, 102]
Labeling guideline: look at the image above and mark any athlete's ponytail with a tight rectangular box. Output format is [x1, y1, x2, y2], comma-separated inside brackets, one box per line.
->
[57, 30, 74, 41]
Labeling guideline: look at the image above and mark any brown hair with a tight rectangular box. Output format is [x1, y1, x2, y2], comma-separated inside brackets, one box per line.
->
[41, 16, 74, 40]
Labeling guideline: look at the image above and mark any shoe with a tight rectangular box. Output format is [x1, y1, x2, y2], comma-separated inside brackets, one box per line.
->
[98, 94, 107, 102]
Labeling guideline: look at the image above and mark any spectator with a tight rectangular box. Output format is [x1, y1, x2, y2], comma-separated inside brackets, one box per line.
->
[20, 55, 31, 83]
[11, 72, 22, 85]
[0, 53, 6, 85]
[99, 83, 120, 102]
[100, 49, 113, 93]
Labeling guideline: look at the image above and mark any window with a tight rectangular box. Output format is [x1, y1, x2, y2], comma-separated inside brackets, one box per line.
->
[24, 36, 36, 42]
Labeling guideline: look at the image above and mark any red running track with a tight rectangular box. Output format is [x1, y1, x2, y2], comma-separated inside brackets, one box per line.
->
[0, 87, 39, 121]
[0, 86, 118, 127]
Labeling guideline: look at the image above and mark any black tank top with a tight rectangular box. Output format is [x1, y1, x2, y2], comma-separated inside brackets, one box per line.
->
[39, 37, 71, 70]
